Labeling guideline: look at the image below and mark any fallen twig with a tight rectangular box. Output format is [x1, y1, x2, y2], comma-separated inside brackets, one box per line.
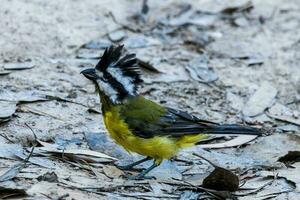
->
[108, 11, 141, 33]
[179, 182, 231, 200]
[18, 106, 67, 122]
[192, 153, 218, 168]
[0, 146, 34, 182]
[234, 175, 278, 196]
[24, 122, 38, 147]
[0, 132, 14, 143]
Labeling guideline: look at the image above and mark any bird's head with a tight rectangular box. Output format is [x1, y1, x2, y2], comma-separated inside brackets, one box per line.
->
[81, 45, 142, 103]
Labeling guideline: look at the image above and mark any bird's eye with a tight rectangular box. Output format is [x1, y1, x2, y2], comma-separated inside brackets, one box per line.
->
[102, 73, 112, 83]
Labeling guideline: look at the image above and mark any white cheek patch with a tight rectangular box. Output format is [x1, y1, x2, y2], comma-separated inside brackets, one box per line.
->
[95, 70, 103, 78]
[107, 67, 135, 95]
[96, 79, 119, 103]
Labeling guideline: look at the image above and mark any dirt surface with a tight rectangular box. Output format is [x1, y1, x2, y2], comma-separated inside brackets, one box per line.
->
[1, 0, 300, 199]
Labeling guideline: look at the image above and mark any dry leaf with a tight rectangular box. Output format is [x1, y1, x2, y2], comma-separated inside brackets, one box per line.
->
[202, 167, 239, 192]
[161, 10, 217, 27]
[0, 101, 16, 119]
[220, 1, 253, 15]
[278, 151, 300, 164]
[37, 172, 58, 182]
[137, 58, 161, 73]
[76, 49, 103, 59]
[243, 83, 277, 117]
[123, 35, 160, 49]
[102, 165, 124, 179]
[144, 63, 190, 83]
[0, 163, 25, 182]
[0, 70, 11, 76]
[233, 54, 264, 66]
[108, 30, 126, 42]
[267, 103, 300, 126]
[0, 144, 23, 160]
[3, 62, 35, 70]
[186, 55, 218, 83]
[148, 160, 183, 180]
[81, 39, 111, 49]
[0, 186, 27, 199]
[37, 140, 117, 163]
[0, 148, 34, 182]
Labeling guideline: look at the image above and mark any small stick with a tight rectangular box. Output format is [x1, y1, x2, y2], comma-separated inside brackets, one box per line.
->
[192, 152, 218, 168]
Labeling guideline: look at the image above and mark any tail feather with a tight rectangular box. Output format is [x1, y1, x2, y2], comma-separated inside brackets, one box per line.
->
[204, 124, 261, 136]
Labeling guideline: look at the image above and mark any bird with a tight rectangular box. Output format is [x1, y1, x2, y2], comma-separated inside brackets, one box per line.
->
[81, 45, 261, 180]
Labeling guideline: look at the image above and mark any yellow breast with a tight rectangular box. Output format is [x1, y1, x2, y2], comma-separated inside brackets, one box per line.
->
[102, 109, 179, 160]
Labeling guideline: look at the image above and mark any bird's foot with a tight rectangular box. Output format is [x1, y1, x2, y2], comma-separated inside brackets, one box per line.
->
[115, 157, 151, 171]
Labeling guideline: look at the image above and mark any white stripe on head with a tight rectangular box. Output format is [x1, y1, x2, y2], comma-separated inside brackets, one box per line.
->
[95, 70, 103, 78]
[107, 67, 135, 95]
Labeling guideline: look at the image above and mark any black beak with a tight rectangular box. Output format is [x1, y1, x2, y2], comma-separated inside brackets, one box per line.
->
[81, 68, 97, 81]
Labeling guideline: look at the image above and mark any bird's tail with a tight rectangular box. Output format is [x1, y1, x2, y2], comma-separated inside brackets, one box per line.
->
[203, 124, 261, 135]
[176, 123, 261, 148]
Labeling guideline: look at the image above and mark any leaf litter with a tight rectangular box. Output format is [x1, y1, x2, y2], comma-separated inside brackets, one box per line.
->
[0, 70, 11, 76]
[278, 151, 300, 164]
[3, 62, 35, 70]
[0, 100, 16, 120]
[186, 55, 219, 83]
[1, 0, 300, 199]
[243, 82, 278, 117]
[0, 147, 34, 182]
[36, 140, 117, 163]
[267, 102, 300, 126]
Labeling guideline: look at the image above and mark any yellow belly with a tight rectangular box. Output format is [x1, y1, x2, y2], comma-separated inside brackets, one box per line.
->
[103, 110, 207, 161]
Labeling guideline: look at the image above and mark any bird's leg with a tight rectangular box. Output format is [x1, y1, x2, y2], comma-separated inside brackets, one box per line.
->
[128, 159, 161, 180]
[116, 157, 151, 170]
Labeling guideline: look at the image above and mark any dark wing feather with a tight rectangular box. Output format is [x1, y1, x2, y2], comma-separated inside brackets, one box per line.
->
[120, 97, 261, 139]
[120, 97, 217, 138]
[154, 108, 260, 136]
[153, 107, 219, 137]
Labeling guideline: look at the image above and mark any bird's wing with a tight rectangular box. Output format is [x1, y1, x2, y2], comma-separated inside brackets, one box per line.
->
[119, 96, 217, 138]
[119, 96, 261, 138]
[160, 107, 219, 136]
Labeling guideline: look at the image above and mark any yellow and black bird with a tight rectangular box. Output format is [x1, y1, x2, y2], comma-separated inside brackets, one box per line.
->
[81, 45, 261, 179]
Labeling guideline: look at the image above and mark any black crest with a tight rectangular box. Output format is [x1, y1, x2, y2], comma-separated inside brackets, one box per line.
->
[96, 45, 143, 85]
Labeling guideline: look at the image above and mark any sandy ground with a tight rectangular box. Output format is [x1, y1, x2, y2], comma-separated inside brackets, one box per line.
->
[0, 0, 300, 199]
